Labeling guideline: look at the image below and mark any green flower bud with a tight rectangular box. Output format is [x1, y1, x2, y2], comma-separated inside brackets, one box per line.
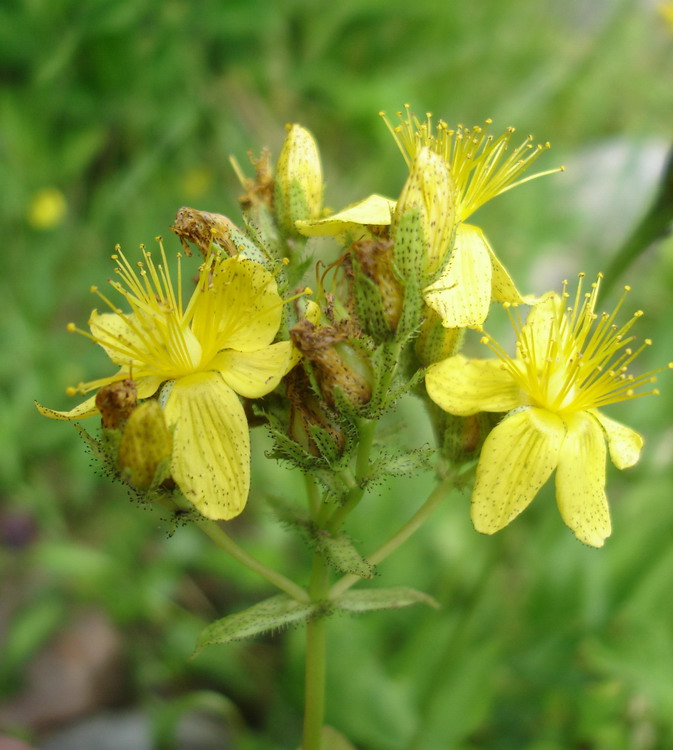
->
[118, 401, 173, 491]
[392, 147, 456, 279]
[351, 238, 404, 341]
[274, 124, 324, 236]
[290, 320, 373, 408]
[415, 308, 464, 365]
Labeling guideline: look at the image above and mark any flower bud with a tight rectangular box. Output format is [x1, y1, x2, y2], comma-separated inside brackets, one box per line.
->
[392, 148, 456, 278]
[439, 412, 501, 464]
[290, 320, 373, 408]
[95, 379, 137, 430]
[274, 124, 323, 236]
[415, 308, 464, 365]
[286, 368, 345, 458]
[351, 238, 404, 339]
[118, 400, 173, 491]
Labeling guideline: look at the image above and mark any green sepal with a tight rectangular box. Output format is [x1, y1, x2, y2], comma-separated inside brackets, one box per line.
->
[313, 531, 376, 579]
[334, 586, 439, 613]
[274, 177, 311, 237]
[308, 423, 346, 467]
[394, 270, 424, 343]
[192, 595, 316, 656]
[242, 202, 282, 261]
[351, 253, 395, 343]
[392, 207, 425, 278]
[214, 219, 273, 268]
[369, 446, 434, 479]
[74, 423, 118, 475]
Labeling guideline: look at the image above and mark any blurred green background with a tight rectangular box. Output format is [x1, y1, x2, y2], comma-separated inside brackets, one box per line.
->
[2, 0, 673, 748]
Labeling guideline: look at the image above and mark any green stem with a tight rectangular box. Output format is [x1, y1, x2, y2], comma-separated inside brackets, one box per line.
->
[197, 520, 310, 603]
[327, 417, 377, 530]
[304, 473, 321, 518]
[302, 554, 330, 750]
[329, 475, 454, 600]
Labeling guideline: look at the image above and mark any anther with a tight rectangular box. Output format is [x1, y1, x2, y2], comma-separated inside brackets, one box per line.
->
[66, 322, 76, 332]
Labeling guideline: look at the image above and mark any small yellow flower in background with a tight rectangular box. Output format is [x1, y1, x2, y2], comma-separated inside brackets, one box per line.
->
[27, 187, 67, 230]
[426, 274, 672, 547]
[37, 242, 297, 520]
[660, 1, 673, 32]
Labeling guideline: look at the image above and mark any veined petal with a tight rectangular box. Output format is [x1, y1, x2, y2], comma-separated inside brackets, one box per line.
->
[35, 374, 163, 420]
[425, 355, 521, 415]
[212, 341, 295, 398]
[36, 394, 99, 421]
[471, 407, 565, 535]
[295, 194, 395, 237]
[192, 256, 283, 353]
[89, 310, 150, 366]
[591, 409, 643, 469]
[165, 372, 249, 520]
[487, 236, 529, 305]
[423, 224, 492, 328]
[556, 412, 611, 547]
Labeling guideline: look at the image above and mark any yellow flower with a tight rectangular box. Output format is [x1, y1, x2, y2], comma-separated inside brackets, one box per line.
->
[660, 1, 673, 32]
[37, 242, 297, 520]
[425, 275, 671, 547]
[381, 105, 560, 222]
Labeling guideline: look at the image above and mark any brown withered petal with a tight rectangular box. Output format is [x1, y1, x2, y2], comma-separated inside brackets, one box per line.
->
[170, 207, 239, 257]
[95, 379, 137, 430]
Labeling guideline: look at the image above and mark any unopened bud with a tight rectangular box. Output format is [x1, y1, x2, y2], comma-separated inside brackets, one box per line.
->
[393, 148, 456, 278]
[118, 400, 173, 490]
[274, 124, 323, 236]
[440, 412, 501, 464]
[287, 368, 345, 457]
[95, 379, 137, 430]
[351, 238, 404, 339]
[415, 308, 464, 365]
[291, 320, 373, 407]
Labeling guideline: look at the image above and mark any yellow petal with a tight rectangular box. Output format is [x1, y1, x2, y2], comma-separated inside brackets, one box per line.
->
[164, 372, 249, 520]
[89, 310, 149, 366]
[36, 394, 99, 420]
[35, 374, 163, 420]
[487, 236, 529, 305]
[423, 224, 492, 328]
[425, 355, 521, 415]
[192, 256, 282, 353]
[591, 409, 643, 469]
[295, 194, 395, 237]
[212, 341, 295, 398]
[556, 412, 611, 547]
[471, 407, 565, 535]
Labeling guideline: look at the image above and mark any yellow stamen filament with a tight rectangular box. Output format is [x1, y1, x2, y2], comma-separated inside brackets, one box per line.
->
[380, 104, 563, 220]
[481, 274, 671, 415]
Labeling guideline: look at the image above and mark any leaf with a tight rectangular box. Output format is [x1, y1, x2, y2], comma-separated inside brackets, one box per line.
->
[369, 446, 434, 478]
[192, 595, 316, 656]
[314, 532, 376, 579]
[334, 587, 439, 613]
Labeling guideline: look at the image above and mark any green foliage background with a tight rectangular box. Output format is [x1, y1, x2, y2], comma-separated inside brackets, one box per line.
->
[1, 0, 673, 748]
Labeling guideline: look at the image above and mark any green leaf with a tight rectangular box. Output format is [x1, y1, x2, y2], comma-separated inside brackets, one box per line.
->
[192, 595, 316, 656]
[314, 532, 376, 579]
[369, 446, 434, 478]
[334, 587, 439, 613]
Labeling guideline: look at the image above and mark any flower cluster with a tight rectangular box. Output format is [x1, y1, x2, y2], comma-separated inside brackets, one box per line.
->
[39, 109, 670, 547]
